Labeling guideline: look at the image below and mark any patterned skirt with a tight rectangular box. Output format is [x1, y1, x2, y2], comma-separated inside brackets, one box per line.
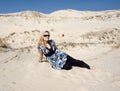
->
[47, 49, 67, 70]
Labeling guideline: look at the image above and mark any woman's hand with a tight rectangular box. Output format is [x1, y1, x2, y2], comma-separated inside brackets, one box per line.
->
[39, 60, 48, 63]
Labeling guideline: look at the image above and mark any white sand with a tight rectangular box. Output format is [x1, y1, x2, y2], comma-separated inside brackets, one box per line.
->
[0, 9, 120, 91]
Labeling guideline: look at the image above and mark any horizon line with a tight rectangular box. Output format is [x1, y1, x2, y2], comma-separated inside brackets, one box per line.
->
[0, 8, 120, 14]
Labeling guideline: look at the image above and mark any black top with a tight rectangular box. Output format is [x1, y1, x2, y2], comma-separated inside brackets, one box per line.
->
[44, 40, 56, 57]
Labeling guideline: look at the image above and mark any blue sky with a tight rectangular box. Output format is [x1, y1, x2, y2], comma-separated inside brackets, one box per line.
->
[0, 0, 120, 14]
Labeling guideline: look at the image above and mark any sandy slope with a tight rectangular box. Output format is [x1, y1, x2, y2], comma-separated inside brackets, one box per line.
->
[0, 47, 120, 91]
[0, 9, 120, 91]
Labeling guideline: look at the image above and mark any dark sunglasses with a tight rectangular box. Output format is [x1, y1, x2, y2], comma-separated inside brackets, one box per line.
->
[43, 34, 50, 37]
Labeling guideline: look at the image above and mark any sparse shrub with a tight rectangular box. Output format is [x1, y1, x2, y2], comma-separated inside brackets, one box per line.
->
[24, 31, 29, 34]
[32, 29, 40, 33]
[0, 38, 9, 48]
[0, 38, 8, 48]
[12, 40, 14, 43]
[96, 15, 101, 18]
[1, 44, 8, 48]
[50, 29, 54, 32]
[102, 36, 105, 39]
[0, 38, 2, 44]
[61, 34, 64, 37]
[99, 37, 102, 41]
[10, 32, 16, 36]
[113, 42, 120, 49]
[116, 13, 120, 18]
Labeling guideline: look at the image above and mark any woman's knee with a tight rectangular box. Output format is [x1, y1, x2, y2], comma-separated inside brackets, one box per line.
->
[62, 62, 72, 70]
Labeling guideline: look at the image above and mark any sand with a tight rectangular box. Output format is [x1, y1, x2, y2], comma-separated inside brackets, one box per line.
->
[0, 9, 120, 91]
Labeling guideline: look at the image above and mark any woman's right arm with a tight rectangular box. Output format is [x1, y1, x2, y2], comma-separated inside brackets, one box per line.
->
[38, 49, 43, 62]
[37, 45, 47, 62]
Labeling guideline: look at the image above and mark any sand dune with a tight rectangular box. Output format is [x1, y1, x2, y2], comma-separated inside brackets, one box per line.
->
[0, 47, 120, 91]
[0, 9, 120, 91]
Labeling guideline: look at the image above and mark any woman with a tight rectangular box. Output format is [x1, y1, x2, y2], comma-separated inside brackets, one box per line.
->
[37, 31, 91, 70]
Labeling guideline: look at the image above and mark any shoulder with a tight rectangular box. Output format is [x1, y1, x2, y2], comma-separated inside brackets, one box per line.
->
[37, 44, 43, 50]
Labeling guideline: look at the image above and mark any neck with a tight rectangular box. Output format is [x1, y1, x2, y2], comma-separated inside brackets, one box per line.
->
[44, 40, 49, 44]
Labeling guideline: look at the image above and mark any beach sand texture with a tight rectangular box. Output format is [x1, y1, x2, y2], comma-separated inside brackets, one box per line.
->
[0, 9, 120, 91]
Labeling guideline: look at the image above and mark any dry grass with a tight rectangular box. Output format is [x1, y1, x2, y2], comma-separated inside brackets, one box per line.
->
[1, 28, 120, 52]
[80, 28, 120, 45]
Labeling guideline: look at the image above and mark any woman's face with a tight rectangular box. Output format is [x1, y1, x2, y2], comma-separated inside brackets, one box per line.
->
[43, 32, 50, 42]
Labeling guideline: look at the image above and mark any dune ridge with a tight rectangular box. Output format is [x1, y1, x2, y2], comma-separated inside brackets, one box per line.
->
[0, 9, 120, 91]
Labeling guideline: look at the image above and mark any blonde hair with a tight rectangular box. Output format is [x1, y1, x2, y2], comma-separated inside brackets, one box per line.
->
[38, 31, 50, 47]
[38, 31, 50, 61]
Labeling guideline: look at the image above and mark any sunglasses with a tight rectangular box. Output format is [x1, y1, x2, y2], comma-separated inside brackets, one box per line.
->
[43, 34, 50, 37]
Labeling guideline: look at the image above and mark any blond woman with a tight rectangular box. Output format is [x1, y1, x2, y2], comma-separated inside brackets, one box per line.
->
[37, 31, 91, 70]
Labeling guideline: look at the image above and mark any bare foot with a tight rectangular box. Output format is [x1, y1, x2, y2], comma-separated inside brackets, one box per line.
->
[90, 66, 96, 70]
